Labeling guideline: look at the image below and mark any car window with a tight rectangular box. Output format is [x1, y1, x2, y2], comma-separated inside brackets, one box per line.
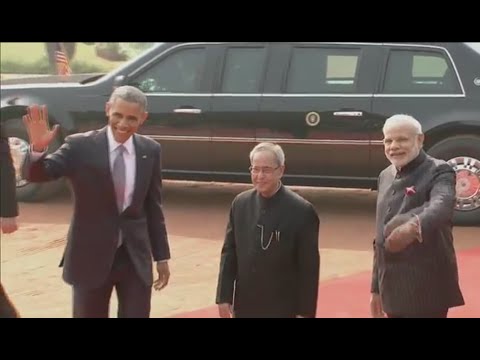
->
[285, 47, 361, 94]
[220, 47, 267, 93]
[130, 47, 207, 93]
[382, 49, 461, 94]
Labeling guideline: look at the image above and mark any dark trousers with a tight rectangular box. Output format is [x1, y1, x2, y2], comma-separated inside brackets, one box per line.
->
[0, 282, 20, 318]
[72, 245, 152, 318]
[388, 309, 449, 318]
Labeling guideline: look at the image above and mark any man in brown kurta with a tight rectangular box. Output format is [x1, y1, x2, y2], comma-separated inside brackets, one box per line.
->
[216, 143, 320, 318]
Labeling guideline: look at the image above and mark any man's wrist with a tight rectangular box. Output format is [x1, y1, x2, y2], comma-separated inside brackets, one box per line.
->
[31, 144, 48, 153]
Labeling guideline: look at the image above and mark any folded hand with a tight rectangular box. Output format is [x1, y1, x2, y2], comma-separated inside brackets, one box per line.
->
[385, 220, 419, 253]
[384, 213, 414, 239]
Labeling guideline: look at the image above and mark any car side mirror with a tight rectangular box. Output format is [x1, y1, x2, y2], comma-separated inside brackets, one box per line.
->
[113, 75, 126, 88]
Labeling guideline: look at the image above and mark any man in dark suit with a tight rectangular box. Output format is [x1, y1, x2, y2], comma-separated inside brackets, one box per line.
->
[0, 131, 20, 318]
[370, 114, 465, 318]
[21, 86, 171, 318]
[216, 142, 320, 318]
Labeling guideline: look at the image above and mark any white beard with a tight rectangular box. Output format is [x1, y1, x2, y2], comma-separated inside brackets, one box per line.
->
[389, 147, 421, 170]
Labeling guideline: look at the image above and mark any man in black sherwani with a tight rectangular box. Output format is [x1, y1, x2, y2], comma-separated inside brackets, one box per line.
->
[216, 142, 320, 318]
[370, 114, 465, 318]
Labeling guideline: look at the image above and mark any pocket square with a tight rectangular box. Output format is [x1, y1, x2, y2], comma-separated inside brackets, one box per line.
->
[405, 186, 416, 196]
[142, 155, 147, 159]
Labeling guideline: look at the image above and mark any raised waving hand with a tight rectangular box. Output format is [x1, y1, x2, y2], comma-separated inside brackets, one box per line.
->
[22, 105, 60, 152]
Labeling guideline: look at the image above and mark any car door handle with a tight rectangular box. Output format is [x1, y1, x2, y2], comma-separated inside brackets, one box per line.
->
[333, 111, 363, 117]
[173, 108, 202, 114]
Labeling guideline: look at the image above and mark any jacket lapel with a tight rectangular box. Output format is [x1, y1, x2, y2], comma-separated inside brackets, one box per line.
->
[127, 134, 149, 211]
[94, 127, 117, 211]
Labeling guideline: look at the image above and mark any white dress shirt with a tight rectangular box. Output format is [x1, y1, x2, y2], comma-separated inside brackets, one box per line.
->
[107, 126, 136, 212]
[108, 128, 167, 262]
[31, 127, 136, 210]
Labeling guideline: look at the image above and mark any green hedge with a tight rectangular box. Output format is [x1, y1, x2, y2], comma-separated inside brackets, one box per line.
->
[1, 58, 109, 74]
[0, 42, 157, 75]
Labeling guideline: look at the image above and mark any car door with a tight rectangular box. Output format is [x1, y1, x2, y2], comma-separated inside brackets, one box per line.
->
[369, 44, 466, 178]
[126, 43, 217, 180]
[206, 43, 269, 182]
[257, 43, 380, 187]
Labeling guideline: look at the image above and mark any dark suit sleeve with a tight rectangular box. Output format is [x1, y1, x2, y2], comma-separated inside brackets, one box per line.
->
[0, 136, 19, 218]
[145, 143, 170, 262]
[22, 136, 75, 182]
[414, 163, 456, 239]
[296, 203, 320, 318]
[215, 202, 237, 305]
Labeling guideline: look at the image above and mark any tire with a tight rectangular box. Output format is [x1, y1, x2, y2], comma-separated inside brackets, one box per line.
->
[6, 125, 65, 202]
[427, 135, 480, 226]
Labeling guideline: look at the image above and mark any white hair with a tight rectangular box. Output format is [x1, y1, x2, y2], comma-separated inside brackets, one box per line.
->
[109, 85, 148, 111]
[383, 114, 423, 135]
[249, 142, 285, 166]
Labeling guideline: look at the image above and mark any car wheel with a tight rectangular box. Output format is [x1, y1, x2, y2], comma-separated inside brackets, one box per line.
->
[7, 127, 65, 202]
[427, 135, 480, 226]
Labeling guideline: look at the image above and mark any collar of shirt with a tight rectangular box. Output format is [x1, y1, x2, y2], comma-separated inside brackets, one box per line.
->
[107, 126, 134, 155]
[258, 182, 285, 209]
[396, 149, 427, 178]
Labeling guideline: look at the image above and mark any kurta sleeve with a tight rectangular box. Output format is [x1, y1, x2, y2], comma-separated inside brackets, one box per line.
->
[415, 164, 456, 240]
[215, 201, 238, 305]
[383, 163, 456, 243]
[296, 203, 320, 318]
[371, 174, 382, 294]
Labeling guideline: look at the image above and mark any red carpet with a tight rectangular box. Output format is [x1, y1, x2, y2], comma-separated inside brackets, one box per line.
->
[172, 247, 479, 318]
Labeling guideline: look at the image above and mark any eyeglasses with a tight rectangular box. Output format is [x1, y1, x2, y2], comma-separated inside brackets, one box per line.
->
[249, 166, 279, 175]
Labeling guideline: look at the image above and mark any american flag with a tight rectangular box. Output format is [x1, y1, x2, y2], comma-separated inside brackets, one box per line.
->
[55, 43, 72, 76]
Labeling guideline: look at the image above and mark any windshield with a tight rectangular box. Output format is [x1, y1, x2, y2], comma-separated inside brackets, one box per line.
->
[465, 42, 480, 54]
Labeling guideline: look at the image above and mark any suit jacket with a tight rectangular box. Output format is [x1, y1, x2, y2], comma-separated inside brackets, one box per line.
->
[0, 134, 19, 218]
[371, 150, 464, 316]
[22, 127, 170, 290]
[216, 185, 320, 318]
